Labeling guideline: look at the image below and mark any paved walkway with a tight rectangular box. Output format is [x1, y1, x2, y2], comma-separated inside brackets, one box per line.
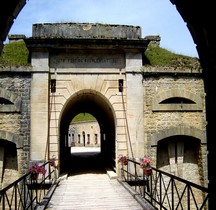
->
[46, 172, 145, 210]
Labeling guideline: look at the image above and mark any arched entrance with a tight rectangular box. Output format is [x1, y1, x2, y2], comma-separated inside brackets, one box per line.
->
[59, 90, 116, 174]
[1, 1, 216, 208]
[157, 136, 201, 184]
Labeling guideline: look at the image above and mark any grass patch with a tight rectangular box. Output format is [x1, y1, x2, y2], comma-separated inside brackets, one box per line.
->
[144, 45, 200, 68]
[0, 40, 29, 66]
[72, 113, 96, 122]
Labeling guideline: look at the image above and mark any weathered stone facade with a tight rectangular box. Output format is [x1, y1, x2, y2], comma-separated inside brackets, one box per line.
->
[0, 23, 207, 190]
[142, 67, 207, 186]
[0, 69, 31, 188]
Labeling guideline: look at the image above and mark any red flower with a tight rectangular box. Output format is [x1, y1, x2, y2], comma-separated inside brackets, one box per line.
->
[118, 154, 128, 165]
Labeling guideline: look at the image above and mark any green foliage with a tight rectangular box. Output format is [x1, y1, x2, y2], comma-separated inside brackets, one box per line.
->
[72, 113, 96, 122]
[0, 40, 29, 66]
[144, 45, 199, 68]
[0, 39, 199, 68]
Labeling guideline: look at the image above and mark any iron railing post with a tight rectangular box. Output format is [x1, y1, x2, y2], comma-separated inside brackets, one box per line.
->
[120, 158, 209, 210]
[0, 161, 57, 210]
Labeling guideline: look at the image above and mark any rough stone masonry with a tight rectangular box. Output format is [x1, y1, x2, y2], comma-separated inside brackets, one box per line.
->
[0, 23, 207, 199]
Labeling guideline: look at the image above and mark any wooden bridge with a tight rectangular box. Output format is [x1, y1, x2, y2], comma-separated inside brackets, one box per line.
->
[34, 147, 153, 210]
[44, 171, 153, 210]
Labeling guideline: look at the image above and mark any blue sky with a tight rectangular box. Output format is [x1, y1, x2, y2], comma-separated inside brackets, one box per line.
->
[7, 0, 198, 57]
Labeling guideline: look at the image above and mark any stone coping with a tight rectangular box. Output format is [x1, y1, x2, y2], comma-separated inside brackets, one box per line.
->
[32, 22, 142, 39]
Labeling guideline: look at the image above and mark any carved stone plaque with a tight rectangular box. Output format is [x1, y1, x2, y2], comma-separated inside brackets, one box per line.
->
[50, 53, 125, 68]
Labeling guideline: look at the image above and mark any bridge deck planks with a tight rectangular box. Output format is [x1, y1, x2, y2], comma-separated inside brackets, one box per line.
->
[46, 172, 144, 210]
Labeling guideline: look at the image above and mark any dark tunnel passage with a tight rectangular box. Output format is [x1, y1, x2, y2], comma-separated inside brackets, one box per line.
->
[59, 90, 116, 175]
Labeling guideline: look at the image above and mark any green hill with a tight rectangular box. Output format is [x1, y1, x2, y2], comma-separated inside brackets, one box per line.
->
[0, 40, 29, 66]
[144, 45, 200, 69]
[0, 40, 200, 68]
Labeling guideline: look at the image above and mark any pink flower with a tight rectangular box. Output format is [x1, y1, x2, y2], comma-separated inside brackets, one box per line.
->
[40, 167, 47, 176]
[142, 158, 150, 164]
[140, 157, 151, 169]
[28, 162, 46, 176]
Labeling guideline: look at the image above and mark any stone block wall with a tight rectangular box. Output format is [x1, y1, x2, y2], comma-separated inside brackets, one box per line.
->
[142, 66, 207, 186]
[0, 70, 31, 187]
[0, 64, 207, 189]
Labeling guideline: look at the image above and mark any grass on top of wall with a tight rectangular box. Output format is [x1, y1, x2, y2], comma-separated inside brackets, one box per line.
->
[0, 40, 200, 68]
[72, 113, 96, 123]
[0, 40, 29, 66]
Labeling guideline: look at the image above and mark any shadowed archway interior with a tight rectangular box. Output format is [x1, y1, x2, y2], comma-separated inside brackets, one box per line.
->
[59, 91, 116, 175]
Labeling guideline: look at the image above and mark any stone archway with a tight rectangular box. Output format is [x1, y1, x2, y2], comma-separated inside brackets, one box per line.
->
[150, 126, 206, 146]
[0, 130, 22, 148]
[150, 127, 207, 187]
[58, 90, 116, 174]
[1, 1, 216, 207]
[0, 134, 21, 187]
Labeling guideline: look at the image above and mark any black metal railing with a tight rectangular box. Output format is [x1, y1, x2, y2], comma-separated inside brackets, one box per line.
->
[120, 158, 209, 210]
[0, 161, 58, 210]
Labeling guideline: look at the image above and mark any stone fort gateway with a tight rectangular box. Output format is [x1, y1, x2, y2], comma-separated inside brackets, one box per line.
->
[0, 23, 207, 188]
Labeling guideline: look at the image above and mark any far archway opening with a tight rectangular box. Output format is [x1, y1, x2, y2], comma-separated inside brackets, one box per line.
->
[59, 91, 116, 176]
[69, 113, 101, 151]
[68, 112, 102, 175]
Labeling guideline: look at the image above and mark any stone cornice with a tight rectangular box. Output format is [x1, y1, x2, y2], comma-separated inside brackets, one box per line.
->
[24, 38, 150, 53]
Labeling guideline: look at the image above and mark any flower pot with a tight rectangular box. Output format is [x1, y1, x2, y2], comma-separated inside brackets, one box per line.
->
[143, 168, 152, 176]
[49, 160, 55, 166]
[123, 160, 128, 165]
[32, 173, 39, 180]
